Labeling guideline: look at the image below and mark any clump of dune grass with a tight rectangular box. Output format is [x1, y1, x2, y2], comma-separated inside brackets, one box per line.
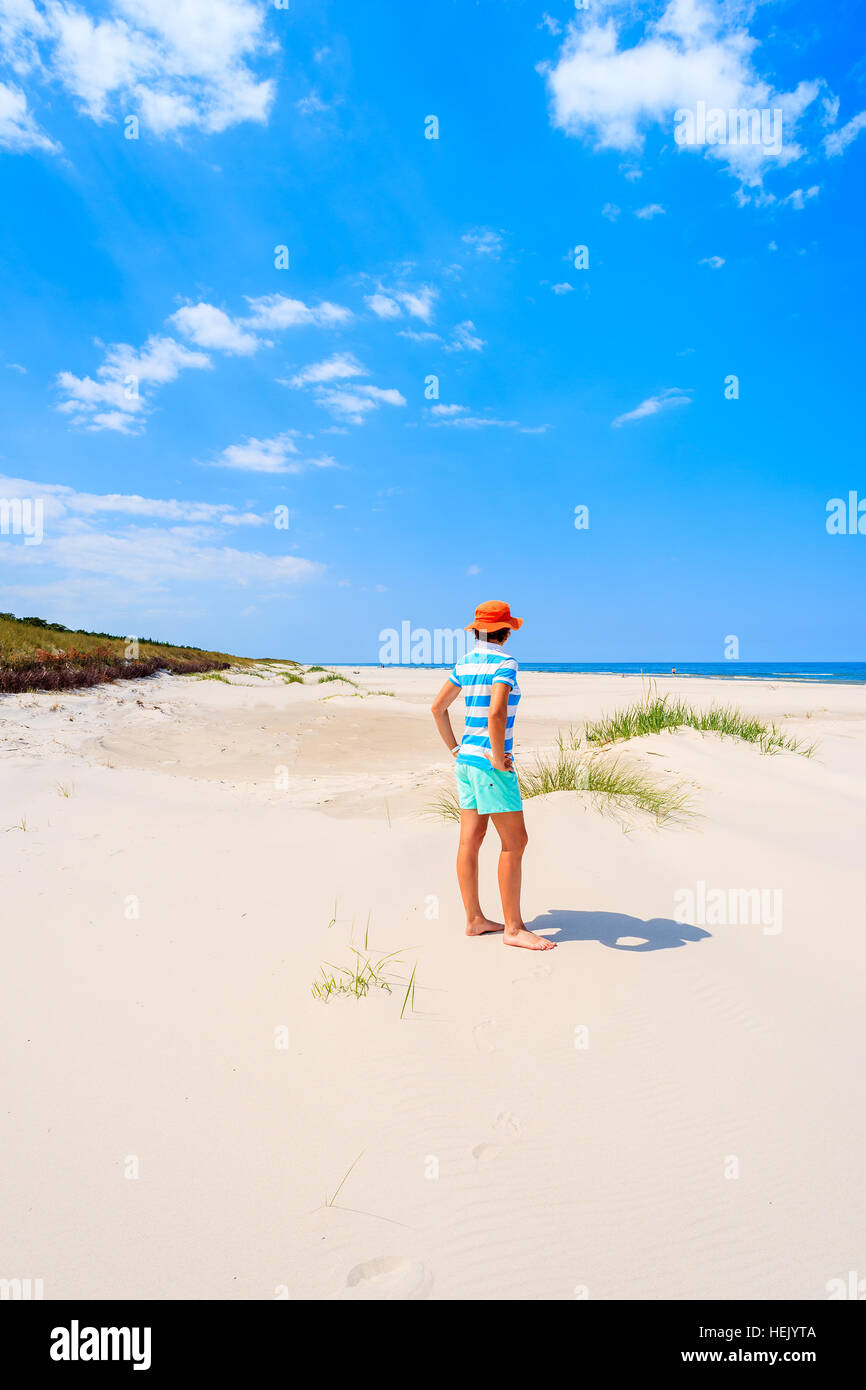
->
[426, 748, 690, 826]
[525, 750, 690, 824]
[368, 689, 395, 697]
[584, 689, 813, 756]
[555, 725, 583, 752]
[318, 673, 358, 687]
[312, 912, 395, 1001]
[427, 784, 462, 822]
[198, 671, 231, 684]
[312, 914, 419, 1015]
[283, 672, 304, 685]
[306, 665, 328, 673]
[311, 949, 395, 1001]
[311, 947, 419, 1009]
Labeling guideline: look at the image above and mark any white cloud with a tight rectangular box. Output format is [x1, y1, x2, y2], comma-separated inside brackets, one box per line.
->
[312, 383, 407, 426]
[365, 284, 437, 323]
[461, 227, 504, 257]
[429, 403, 467, 416]
[635, 202, 665, 218]
[356, 385, 404, 407]
[824, 110, 866, 157]
[782, 185, 819, 209]
[431, 415, 548, 432]
[6, 361, 27, 373]
[56, 333, 211, 431]
[365, 292, 401, 319]
[551, 282, 573, 294]
[541, 0, 823, 188]
[601, 202, 620, 219]
[0, 79, 58, 152]
[281, 341, 406, 427]
[538, 13, 560, 36]
[105, 334, 213, 384]
[397, 328, 441, 343]
[0, 472, 323, 620]
[209, 432, 302, 473]
[699, 254, 725, 268]
[0, 0, 275, 143]
[0, 474, 264, 525]
[244, 294, 352, 331]
[296, 91, 330, 115]
[170, 302, 260, 355]
[284, 352, 367, 388]
[612, 387, 691, 428]
[733, 184, 777, 208]
[466, 563, 481, 575]
[445, 320, 485, 353]
[209, 439, 341, 478]
[398, 286, 436, 321]
[55, 287, 355, 434]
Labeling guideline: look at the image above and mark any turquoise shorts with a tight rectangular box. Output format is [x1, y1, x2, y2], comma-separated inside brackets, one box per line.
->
[455, 761, 523, 815]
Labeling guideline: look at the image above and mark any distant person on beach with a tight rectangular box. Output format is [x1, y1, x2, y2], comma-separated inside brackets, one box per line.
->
[431, 600, 555, 951]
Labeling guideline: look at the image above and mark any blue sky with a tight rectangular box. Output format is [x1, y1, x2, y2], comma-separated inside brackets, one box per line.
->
[0, 0, 864, 661]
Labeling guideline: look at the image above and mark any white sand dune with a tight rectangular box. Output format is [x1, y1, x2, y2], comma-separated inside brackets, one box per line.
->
[1, 667, 864, 1299]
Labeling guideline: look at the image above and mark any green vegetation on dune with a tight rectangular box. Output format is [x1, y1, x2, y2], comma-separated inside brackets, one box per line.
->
[584, 689, 813, 756]
[428, 746, 691, 827]
[0, 611, 244, 693]
[519, 748, 691, 822]
[428, 686, 812, 827]
[311, 913, 419, 1016]
[317, 672, 358, 686]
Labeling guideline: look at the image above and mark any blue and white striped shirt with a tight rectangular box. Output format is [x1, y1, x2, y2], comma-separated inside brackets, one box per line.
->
[448, 640, 521, 770]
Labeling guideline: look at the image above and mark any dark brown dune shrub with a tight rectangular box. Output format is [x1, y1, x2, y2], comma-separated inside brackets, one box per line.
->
[0, 649, 230, 694]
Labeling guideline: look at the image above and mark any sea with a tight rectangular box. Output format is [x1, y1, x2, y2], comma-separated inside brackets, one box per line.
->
[352, 661, 866, 685]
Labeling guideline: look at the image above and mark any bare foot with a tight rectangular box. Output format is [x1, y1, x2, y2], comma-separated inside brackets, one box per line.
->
[465, 917, 505, 936]
[503, 928, 557, 951]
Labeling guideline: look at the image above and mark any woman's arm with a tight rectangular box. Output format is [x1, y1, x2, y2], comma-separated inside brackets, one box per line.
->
[488, 683, 513, 771]
[431, 680, 462, 756]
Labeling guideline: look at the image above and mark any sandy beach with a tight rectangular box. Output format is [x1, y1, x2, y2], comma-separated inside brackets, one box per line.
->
[2, 666, 864, 1301]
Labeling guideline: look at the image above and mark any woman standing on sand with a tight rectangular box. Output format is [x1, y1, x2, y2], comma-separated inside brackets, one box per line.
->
[431, 600, 555, 952]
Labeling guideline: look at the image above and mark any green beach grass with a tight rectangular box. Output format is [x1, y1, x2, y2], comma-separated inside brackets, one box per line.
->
[428, 746, 691, 826]
[311, 914, 419, 1015]
[584, 688, 814, 756]
[317, 672, 359, 687]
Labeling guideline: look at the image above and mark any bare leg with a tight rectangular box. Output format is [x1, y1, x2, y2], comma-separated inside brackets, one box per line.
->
[457, 811, 503, 935]
[491, 810, 556, 950]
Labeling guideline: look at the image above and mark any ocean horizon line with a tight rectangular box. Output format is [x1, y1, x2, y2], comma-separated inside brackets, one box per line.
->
[314, 660, 866, 685]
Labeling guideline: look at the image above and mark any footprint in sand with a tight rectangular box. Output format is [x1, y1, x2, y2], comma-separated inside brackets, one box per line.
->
[512, 960, 553, 985]
[472, 1019, 500, 1054]
[494, 1110, 522, 1138]
[529, 961, 553, 981]
[346, 1256, 432, 1300]
[471, 1112, 523, 1162]
[471, 1141, 502, 1162]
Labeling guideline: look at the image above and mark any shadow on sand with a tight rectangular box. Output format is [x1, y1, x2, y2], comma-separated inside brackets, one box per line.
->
[525, 909, 710, 952]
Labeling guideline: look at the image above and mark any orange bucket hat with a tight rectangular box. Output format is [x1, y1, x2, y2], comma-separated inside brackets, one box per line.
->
[465, 599, 523, 632]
